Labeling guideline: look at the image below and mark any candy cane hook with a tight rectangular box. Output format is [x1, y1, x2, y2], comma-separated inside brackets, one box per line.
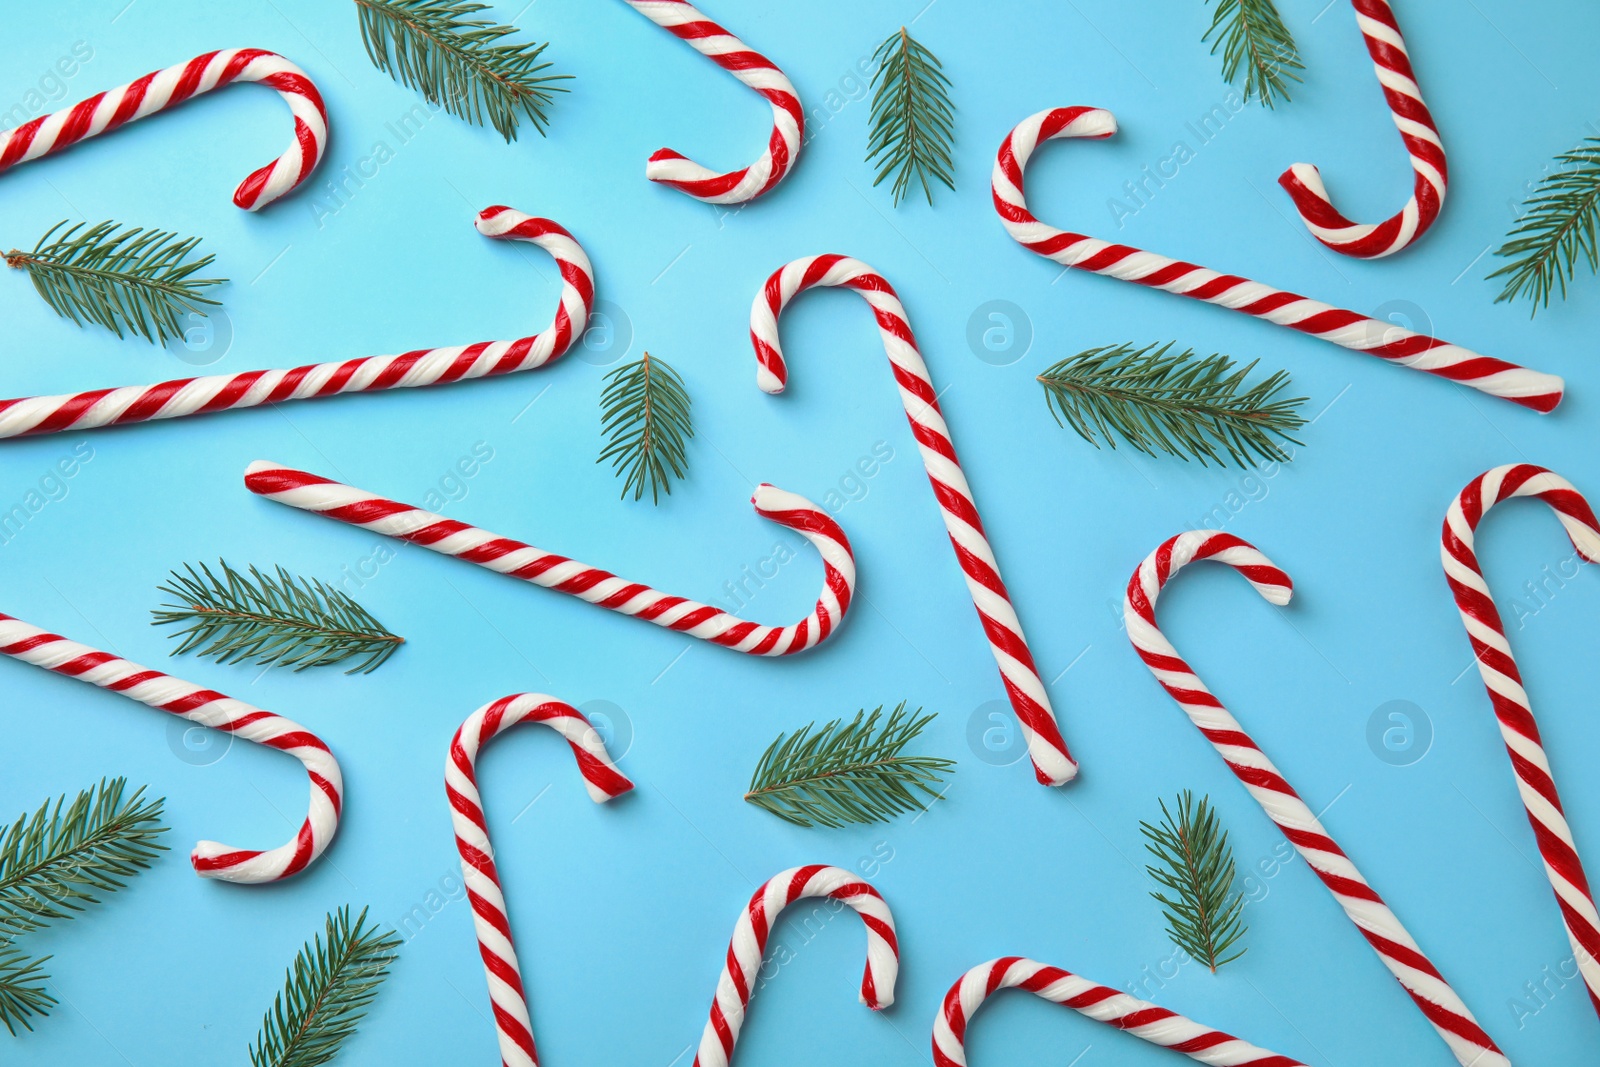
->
[695, 865, 898, 1067]
[245, 462, 855, 656]
[1442, 464, 1600, 1016]
[0, 207, 591, 439]
[0, 49, 328, 210]
[751, 255, 1077, 786]
[0, 611, 341, 884]
[993, 107, 1562, 412]
[932, 957, 1309, 1066]
[620, 1, 803, 204]
[1124, 531, 1506, 1067]
[447, 695, 633, 1067]
[1279, 0, 1446, 258]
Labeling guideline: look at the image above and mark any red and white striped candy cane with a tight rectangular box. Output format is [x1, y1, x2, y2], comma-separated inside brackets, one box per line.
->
[0, 207, 590, 439]
[1442, 464, 1600, 1016]
[447, 694, 633, 1067]
[0, 48, 327, 210]
[245, 462, 855, 656]
[751, 255, 1077, 787]
[1279, 0, 1446, 258]
[621, 1, 803, 204]
[0, 612, 340, 884]
[1124, 531, 1506, 1067]
[932, 957, 1308, 1066]
[695, 865, 898, 1067]
[993, 107, 1562, 412]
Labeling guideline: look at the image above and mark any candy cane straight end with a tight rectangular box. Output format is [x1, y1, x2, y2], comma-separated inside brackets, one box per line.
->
[1036, 756, 1078, 788]
[695, 865, 899, 1067]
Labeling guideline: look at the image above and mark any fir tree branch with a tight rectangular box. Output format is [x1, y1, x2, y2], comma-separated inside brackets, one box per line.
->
[0, 778, 167, 939]
[250, 906, 401, 1067]
[354, 0, 570, 141]
[0, 943, 55, 1036]
[1141, 792, 1247, 973]
[598, 351, 694, 505]
[867, 27, 956, 206]
[4, 220, 224, 347]
[1488, 136, 1600, 314]
[1202, 0, 1303, 109]
[1037, 343, 1306, 468]
[153, 561, 404, 675]
[745, 704, 955, 828]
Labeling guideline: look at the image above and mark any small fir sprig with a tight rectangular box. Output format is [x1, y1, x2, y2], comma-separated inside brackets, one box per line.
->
[153, 561, 405, 675]
[354, 0, 570, 141]
[745, 704, 955, 828]
[598, 352, 694, 505]
[867, 28, 955, 206]
[250, 906, 401, 1067]
[0, 944, 53, 1035]
[1141, 792, 1247, 973]
[0, 778, 167, 1035]
[1202, 0, 1303, 109]
[0, 778, 167, 938]
[1038, 343, 1306, 468]
[1489, 136, 1600, 313]
[4, 220, 224, 346]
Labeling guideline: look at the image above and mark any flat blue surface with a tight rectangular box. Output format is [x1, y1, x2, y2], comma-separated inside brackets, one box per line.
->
[2, 1, 1598, 1063]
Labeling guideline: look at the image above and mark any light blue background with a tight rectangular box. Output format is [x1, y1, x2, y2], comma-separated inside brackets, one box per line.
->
[2, 1, 1597, 1063]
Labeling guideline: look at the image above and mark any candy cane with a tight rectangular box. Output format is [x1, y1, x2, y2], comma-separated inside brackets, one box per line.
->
[621, 1, 803, 204]
[0, 207, 590, 439]
[1442, 464, 1600, 1015]
[993, 107, 1562, 412]
[0, 612, 340, 884]
[751, 255, 1076, 787]
[695, 865, 898, 1067]
[245, 462, 854, 656]
[0, 48, 327, 210]
[1278, 0, 1446, 258]
[1123, 531, 1505, 1067]
[447, 694, 633, 1067]
[932, 957, 1308, 1066]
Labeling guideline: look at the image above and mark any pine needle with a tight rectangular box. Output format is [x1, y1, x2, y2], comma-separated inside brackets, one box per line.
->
[1037, 343, 1306, 468]
[867, 28, 956, 206]
[0, 778, 167, 938]
[1202, 0, 1303, 108]
[249, 906, 401, 1067]
[1141, 792, 1247, 973]
[0, 779, 165, 1036]
[598, 351, 694, 505]
[4, 220, 224, 346]
[354, 0, 570, 141]
[0, 943, 54, 1036]
[1489, 136, 1600, 314]
[745, 704, 955, 828]
[153, 561, 405, 674]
